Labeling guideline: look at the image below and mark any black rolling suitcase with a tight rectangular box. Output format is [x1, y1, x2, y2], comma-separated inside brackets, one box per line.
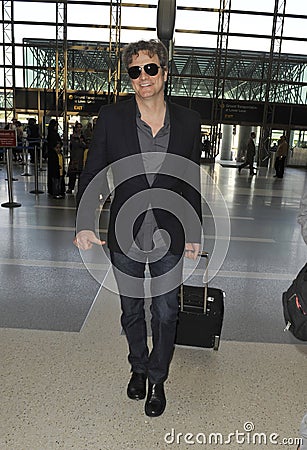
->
[175, 252, 225, 350]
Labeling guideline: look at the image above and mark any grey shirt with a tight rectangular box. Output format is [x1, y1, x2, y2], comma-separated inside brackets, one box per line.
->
[128, 104, 170, 256]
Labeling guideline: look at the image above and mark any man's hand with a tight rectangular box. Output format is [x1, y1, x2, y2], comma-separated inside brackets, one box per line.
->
[185, 243, 201, 260]
[73, 230, 105, 250]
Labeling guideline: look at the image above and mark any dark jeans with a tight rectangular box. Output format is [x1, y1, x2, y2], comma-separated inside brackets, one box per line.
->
[68, 172, 81, 190]
[275, 156, 286, 178]
[110, 250, 183, 384]
[52, 177, 65, 196]
[239, 159, 254, 174]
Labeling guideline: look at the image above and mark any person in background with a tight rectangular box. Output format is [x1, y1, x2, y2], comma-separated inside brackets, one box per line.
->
[66, 123, 86, 194]
[83, 121, 93, 148]
[238, 131, 256, 176]
[46, 119, 63, 192]
[46, 119, 62, 158]
[47, 140, 65, 199]
[274, 134, 288, 178]
[10, 119, 23, 162]
[26, 117, 40, 163]
[82, 121, 93, 167]
[15, 121, 24, 162]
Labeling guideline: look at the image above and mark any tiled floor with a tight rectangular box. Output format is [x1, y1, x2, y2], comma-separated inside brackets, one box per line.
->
[0, 157, 306, 449]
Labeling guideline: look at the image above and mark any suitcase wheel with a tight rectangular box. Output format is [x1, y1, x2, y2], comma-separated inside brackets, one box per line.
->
[213, 335, 220, 351]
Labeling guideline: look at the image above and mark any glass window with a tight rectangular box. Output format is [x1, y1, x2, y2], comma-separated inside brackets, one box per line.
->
[121, 5, 157, 29]
[228, 35, 272, 53]
[177, 0, 220, 6]
[14, 1, 55, 22]
[176, 9, 219, 33]
[283, 17, 307, 40]
[67, 4, 110, 26]
[231, 0, 276, 13]
[174, 32, 218, 49]
[285, 1, 307, 15]
[229, 12, 274, 37]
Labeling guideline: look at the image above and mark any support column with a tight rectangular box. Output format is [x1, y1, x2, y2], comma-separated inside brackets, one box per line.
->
[220, 124, 233, 160]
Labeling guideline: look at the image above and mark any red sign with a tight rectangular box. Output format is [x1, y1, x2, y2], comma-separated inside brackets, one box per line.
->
[0, 129, 17, 147]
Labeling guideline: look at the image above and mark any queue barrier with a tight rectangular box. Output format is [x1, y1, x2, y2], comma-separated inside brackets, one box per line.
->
[1, 147, 21, 208]
[1, 138, 47, 207]
[29, 143, 44, 194]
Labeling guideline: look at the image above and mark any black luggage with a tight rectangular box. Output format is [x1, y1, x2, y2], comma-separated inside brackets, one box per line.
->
[175, 252, 225, 350]
[282, 262, 307, 341]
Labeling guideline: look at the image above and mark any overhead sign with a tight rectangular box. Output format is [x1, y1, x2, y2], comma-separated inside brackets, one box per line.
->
[0, 129, 17, 147]
[221, 101, 264, 124]
[67, 92, 108, 113]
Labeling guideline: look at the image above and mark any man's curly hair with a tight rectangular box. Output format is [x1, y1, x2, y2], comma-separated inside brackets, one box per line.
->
[122, 39, 168, 71]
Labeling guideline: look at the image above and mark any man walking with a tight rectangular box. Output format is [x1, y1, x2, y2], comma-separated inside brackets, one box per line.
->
[74, 39, 202, 417]
[238, 131, 256, 175]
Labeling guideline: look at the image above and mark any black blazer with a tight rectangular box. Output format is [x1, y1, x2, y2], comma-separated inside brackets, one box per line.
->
[76, 97, 202, 254]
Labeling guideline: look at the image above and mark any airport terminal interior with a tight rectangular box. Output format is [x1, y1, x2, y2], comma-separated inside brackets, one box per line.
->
[1, 1, 307, 449]
[0, 153, 306, 449]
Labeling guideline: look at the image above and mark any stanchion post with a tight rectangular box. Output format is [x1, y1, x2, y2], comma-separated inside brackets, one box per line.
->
[21, 144, 32, 176]
[1, 149, 7, 164]
[29, 144, 44, 194]
[1, 147, 21, 208]
[22, 140, 26, 165]
[0, 149, 4, 170]
[39, 139, 46, 172]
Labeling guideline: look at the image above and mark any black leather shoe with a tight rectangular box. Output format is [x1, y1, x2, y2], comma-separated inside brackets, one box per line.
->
[127, 372, 147, 400]
[145, 382, 166, 417]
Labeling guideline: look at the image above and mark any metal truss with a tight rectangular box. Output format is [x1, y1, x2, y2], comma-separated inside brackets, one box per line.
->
[208, 0, 231, 157]
[259, 0, 286, 164]
[55, 1, 68, 150]
[169, 47, 307, 104]
[24, 40, 111, 93]
[1, 0, 307, 160]
[21, 39, 307, 108]
[1, 0, 15, 123]
[108, 0, 122, 103]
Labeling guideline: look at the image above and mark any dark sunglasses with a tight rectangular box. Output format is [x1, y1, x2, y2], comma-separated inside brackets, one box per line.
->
[127, 63, 162, 79]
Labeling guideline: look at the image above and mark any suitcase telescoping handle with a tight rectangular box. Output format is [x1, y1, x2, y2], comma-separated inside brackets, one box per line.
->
[180, 251, 209, 314]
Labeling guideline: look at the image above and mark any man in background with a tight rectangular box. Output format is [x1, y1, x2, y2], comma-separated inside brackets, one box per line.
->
[238, 131, 256, 176]
[274, 134, 288, 178]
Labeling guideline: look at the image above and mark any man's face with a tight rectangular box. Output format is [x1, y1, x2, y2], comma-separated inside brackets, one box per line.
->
[129, 50, 167, 101]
